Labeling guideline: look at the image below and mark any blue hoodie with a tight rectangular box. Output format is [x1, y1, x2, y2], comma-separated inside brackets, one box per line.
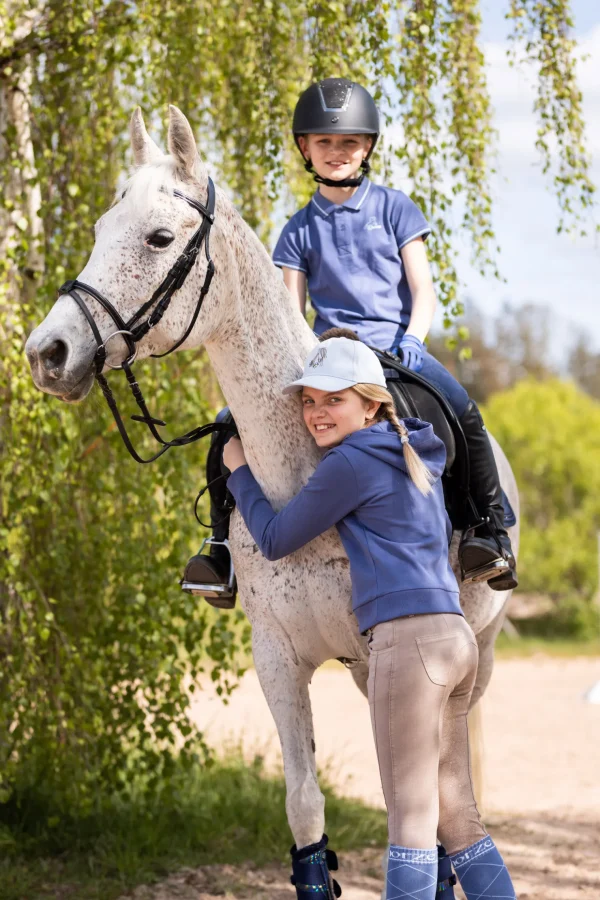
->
[227, 419, 461, 633]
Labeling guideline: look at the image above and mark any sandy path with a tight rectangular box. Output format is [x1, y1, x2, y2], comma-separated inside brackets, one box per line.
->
[124, 814, 600, 900]
[488, 813, 600, 899]
[187, 657, 600, 813]
[121, 657, 600, 899]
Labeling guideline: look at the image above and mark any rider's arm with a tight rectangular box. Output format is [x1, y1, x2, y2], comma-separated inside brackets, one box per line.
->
[283, 267, 307, 316]
[401, 238, 437, 343]
[227, 450, 358, 561]
[273, 215, 309, 316]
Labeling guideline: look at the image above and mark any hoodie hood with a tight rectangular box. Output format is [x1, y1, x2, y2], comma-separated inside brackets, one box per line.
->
[338, 418, 447, 481]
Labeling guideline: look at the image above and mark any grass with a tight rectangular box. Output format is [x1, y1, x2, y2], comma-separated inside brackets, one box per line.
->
[494, 631, 600, 658]
[0, 754, 387, 900]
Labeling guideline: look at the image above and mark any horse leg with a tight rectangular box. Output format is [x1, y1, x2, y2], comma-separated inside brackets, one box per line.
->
[252, 624, 325, 849]
[252, 626, 343, 897]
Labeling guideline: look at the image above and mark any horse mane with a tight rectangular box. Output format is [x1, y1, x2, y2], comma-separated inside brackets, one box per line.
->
[114, 157, 195, 215]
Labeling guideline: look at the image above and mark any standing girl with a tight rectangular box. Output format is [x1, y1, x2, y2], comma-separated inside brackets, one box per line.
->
[223, 334, 517, 900]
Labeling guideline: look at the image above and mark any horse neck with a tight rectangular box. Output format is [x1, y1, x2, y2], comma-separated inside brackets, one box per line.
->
[205, 214, 320, 504]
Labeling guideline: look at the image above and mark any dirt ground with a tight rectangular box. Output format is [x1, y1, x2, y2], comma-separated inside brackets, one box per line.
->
[121, 656, 600, 900]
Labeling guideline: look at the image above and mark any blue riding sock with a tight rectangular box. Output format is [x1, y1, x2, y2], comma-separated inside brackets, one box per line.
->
[450, 836, 516, 900]
[386, 845, 438, 900]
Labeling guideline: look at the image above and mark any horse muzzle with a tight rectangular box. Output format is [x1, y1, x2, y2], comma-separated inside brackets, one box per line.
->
[25, 326, 96, 402]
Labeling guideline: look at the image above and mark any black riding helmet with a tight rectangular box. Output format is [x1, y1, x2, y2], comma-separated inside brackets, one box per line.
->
[293, 78, 380, 188]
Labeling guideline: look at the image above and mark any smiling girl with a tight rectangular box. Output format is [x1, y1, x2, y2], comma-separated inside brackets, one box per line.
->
[223, 333, 517, 900]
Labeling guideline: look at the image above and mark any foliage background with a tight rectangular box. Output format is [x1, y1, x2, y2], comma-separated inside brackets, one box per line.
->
[484, 378, 600, 636]
[0, 0, 597, 824]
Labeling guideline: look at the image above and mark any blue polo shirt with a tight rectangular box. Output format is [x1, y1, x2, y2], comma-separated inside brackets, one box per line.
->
[273, 178, 430, 351]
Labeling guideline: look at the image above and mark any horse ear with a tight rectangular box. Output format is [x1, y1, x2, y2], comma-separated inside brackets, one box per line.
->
[130, 108, 163, 166]
[168, 105, 200, 179]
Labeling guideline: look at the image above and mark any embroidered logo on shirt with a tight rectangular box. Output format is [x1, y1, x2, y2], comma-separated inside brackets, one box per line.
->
[309, 347, 327, 368]
[364, 216, 382, 231]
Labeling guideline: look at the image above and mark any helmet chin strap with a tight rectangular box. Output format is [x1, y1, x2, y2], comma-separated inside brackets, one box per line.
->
[305, 158, 370, 189]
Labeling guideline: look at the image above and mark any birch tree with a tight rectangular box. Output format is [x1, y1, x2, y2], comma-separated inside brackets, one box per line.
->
[0, 0, 594, 810]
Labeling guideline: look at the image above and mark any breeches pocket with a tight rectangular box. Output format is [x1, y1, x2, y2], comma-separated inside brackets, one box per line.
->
[416, 631, 477, 687]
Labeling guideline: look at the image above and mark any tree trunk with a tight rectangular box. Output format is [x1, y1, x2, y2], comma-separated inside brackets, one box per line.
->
[0, 5, 45, 643]
[0, 6, 44, 306]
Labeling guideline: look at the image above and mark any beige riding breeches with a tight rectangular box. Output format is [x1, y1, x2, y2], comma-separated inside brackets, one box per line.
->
[367, 612, 487, 854]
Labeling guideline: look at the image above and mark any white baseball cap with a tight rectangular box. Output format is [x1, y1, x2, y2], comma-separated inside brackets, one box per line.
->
[283, 337, 387, 395]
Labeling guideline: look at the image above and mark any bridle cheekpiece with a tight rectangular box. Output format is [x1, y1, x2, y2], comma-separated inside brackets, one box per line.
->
[57, 177, 234, 463]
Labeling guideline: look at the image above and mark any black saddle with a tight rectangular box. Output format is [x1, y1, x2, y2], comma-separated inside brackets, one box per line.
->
[374, 350, 516, 531]
[373, 350, 470, 527]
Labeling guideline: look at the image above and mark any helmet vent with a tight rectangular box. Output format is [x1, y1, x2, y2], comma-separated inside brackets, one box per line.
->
[318, 79, 353, 112]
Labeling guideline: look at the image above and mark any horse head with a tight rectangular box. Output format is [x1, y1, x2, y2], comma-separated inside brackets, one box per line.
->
[26, 106, 231, 402]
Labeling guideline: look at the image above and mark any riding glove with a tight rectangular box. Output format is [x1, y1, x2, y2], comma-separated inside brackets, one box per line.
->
[398, 334, 425, 372]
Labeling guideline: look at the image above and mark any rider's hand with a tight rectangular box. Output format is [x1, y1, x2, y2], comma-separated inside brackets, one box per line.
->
[223, 436, 247, 472]
[398, 334, 425, 372]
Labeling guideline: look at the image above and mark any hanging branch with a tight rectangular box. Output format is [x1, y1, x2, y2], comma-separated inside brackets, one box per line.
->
[393, 0, 462, 321]
[441, 0, 497, 274]
[507, 0, 596, 234]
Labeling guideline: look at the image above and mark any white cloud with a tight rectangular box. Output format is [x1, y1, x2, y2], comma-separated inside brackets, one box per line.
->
[485, 24, 600, 158]
[448, 25, 600, 353]
[382, 25, 600, 166]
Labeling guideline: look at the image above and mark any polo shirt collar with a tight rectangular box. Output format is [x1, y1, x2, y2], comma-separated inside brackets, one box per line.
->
[310, 178, 372, 217]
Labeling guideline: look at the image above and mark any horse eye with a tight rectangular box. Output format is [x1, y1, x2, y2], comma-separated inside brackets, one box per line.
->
[146, 229, 174, 248]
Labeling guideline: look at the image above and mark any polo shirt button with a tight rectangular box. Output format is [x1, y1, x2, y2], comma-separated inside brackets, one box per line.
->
[339, 224, 345, 230]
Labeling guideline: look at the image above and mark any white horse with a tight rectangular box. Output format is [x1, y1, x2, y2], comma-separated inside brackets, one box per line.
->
[25, 106, 519, 853]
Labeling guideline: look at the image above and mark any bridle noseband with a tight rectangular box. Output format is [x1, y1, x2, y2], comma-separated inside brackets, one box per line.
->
[58, 177, 234, 463]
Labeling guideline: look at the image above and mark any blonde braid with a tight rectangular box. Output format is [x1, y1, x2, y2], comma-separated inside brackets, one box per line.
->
[379, 396, 435, 496]
[353, 383, 436, 497]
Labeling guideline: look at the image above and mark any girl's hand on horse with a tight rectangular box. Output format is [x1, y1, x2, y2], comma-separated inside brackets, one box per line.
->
[223, 436, 247, 472]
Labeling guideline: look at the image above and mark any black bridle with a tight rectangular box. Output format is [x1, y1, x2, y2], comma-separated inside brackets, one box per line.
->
[58, 177, 234, 463]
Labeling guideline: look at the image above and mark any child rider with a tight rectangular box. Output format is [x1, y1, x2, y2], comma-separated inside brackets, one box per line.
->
[185, 77, 517, 598]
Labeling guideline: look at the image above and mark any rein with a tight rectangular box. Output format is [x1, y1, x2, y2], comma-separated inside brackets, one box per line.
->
[58, 177, 235, 464]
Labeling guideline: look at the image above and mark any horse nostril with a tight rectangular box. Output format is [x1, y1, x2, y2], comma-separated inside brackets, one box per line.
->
[40, 339, 68, 375]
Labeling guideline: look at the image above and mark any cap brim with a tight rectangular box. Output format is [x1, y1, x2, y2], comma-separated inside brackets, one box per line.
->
[282, 374, 358, 395]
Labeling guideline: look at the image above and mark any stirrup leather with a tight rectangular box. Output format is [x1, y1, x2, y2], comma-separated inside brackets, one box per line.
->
[180, 538, 236, 599]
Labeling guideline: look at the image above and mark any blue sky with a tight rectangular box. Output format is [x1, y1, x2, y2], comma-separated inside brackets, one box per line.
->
[447, 0, 600, 356]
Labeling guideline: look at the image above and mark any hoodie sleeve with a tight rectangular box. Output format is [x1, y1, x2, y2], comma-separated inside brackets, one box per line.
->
[227, 450, 359, 561]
